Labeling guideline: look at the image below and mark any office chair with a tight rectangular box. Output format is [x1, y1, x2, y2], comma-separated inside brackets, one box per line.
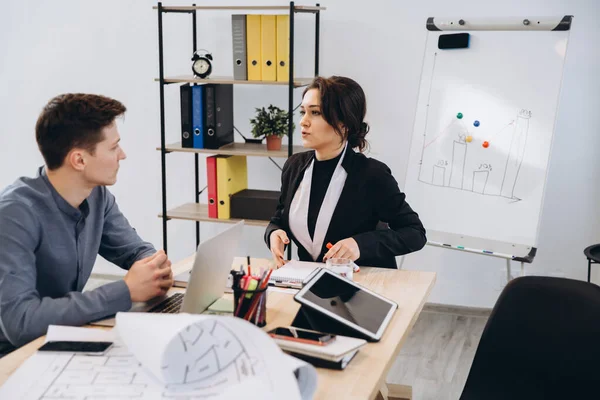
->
[459, 276, 600, 400]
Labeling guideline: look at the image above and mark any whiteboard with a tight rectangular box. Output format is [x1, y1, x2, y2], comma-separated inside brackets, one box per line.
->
[404, 18, 571, 256]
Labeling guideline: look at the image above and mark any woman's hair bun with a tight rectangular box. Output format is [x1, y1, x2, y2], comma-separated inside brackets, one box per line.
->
[360, 122, 369, 134]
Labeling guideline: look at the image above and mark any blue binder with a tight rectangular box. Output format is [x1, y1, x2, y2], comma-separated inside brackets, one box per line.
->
[191, 85, 204, 148]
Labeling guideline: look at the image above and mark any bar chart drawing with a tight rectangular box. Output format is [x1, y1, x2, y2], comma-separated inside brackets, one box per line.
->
[449, 141, 467, 189]
[500, 115, 530, 199]
[418, 111, 531, 201]
[432, 165, 446, 186]
[472, 170, 490, 194]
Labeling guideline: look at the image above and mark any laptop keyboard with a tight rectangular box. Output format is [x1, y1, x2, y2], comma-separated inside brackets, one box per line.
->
[148, 293, 184, 314]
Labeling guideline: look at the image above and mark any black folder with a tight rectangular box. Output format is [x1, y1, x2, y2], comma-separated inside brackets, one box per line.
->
[203, 84, 234, 149]
[179, 83, 193, 148]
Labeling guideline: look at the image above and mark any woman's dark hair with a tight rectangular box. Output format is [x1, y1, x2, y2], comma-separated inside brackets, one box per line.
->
[35, 93, 126, 170]
[302, 76, 369, 152]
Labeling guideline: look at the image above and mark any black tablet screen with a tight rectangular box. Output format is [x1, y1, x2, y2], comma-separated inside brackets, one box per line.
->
[301, 272, 394, 334]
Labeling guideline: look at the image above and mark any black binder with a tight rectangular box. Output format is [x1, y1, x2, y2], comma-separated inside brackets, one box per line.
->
[203, 84, 234, 149]
[179, 83, 193, 148]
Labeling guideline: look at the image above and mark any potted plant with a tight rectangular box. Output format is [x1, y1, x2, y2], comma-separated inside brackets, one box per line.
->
[249, 105, 294, 151]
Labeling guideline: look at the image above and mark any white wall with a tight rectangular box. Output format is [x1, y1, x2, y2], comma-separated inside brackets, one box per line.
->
[2, 0, 599, 308]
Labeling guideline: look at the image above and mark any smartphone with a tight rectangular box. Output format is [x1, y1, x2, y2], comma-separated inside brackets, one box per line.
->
[38, 341, 113, 355]
[268, 327, 335, 346]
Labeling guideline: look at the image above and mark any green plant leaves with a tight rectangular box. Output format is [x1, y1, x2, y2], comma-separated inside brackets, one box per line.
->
[249, 105, 295, 138]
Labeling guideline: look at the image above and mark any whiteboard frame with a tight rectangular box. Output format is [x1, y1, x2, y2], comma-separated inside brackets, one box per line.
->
[411, 15, 573, 264]
[427, 16, 572, 32]
[426, 230, 536, 263]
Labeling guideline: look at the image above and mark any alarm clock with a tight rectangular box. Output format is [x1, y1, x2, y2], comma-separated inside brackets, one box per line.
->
[191, 49, 213, 79]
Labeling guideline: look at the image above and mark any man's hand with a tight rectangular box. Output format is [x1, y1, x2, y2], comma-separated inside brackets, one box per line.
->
[269, 229, 289, 268]
[323, 238, 360, 262]
[124, 250, 173, 302]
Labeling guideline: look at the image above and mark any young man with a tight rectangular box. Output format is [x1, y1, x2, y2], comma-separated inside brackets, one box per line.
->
[0, 94, 173, 353]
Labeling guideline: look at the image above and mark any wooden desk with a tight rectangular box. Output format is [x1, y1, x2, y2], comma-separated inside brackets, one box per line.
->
[0, 257, 436, 400]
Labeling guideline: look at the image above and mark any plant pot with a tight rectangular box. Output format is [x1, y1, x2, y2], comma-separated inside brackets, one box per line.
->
[266, 135, 282, 151]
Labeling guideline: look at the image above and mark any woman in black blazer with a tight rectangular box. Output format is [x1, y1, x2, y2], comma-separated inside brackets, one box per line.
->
[264, 76, 426, 269]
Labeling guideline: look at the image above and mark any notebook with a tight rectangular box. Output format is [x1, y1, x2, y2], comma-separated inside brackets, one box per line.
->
[272, 328, 367, 365]
[269, 260, 323, 288]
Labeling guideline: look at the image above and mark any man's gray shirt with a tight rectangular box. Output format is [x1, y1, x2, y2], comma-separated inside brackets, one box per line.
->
[0, 167, 155, 346]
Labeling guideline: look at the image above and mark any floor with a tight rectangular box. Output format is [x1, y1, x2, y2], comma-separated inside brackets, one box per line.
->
[85, 277, 489, 400]
[386, 306, 489, 400]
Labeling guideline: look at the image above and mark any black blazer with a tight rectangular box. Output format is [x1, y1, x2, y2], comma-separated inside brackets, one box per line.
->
[264, 148, 426, 268]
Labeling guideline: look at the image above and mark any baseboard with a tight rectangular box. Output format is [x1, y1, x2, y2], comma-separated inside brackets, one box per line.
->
[424, 302, 492, 318]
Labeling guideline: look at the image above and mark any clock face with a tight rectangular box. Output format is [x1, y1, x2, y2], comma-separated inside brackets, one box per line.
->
[193, 59, 210, 75]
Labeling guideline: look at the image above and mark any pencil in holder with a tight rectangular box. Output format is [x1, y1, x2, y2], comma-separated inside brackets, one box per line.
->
[232, 284, 268, 327]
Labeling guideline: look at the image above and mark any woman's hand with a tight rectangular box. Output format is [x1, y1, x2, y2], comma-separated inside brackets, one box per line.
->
[323, 238, 360, 262]
[269, 229, 289, 268]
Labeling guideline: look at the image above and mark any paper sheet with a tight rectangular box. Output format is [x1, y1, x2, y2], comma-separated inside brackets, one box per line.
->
[0, 315, 318, 400]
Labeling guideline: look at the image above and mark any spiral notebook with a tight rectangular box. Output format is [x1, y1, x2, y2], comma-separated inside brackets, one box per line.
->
[269, 260, 323, 288]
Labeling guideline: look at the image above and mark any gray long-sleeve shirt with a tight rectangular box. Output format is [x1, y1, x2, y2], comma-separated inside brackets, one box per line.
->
[0, 167, 155, 346]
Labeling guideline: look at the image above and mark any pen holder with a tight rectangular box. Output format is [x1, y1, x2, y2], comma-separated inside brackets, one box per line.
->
[232, 285, 268, 327]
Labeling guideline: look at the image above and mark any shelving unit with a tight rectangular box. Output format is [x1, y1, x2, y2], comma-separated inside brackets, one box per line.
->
[158, 203, 270, 227]
[155, 2, 324, 254]
[155, 75, 315, 86]
[157, 142, 309, 158]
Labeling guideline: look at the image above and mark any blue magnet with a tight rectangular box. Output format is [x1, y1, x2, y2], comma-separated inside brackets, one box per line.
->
[473, 120, 480, 127]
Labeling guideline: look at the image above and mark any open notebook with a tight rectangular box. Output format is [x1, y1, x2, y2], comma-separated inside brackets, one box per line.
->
[269, 260, 323, 288]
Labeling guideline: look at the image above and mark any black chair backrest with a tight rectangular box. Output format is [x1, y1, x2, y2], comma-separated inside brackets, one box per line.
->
[460, 276, 600, 400]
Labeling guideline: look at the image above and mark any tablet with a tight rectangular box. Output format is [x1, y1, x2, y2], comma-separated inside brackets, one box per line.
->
[293, 268, 398, 341]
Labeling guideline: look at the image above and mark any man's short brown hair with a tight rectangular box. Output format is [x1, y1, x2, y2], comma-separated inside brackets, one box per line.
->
[35, 93, 126, 170]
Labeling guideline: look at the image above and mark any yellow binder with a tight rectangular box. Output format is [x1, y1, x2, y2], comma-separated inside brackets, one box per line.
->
[246, 15, 262, 81]
[261, 15, 277, 81]
[276, 15, 289, 82]
[216, 156, 248, 219]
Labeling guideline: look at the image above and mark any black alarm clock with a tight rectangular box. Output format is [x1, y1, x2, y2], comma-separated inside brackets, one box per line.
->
[191, 49, 213, 79]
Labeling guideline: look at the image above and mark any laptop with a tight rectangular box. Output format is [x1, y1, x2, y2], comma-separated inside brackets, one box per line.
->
[90, 221, 244, 327]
